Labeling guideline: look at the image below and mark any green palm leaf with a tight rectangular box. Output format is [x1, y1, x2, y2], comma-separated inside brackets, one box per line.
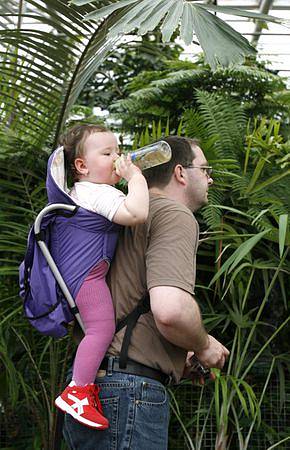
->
[0, 0, 124, 148]
[279, 214, 288, 258]
[73, 0, 286, 70]
[187, 4, 255, 69]
[81, 0, 138, 16]
[198, 3, 287, 25]
[209, 229, 270, 286]
[160, 0, 183, 43]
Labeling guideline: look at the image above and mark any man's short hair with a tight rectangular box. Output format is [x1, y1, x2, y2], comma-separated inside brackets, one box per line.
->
[144, 136, 199, 188]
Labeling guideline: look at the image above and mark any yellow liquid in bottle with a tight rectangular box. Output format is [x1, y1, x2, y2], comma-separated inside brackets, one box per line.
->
[128, 141, 172, 170]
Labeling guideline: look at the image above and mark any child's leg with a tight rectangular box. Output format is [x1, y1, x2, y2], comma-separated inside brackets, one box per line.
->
[73, 260, 115, 386]
[55, 261, 113, 428]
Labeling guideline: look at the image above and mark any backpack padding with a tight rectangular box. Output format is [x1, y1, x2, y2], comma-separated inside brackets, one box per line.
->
[20, 204, 85, 337]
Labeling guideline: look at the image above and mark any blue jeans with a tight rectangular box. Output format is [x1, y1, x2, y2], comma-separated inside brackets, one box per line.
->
[63, 371, 170, 450]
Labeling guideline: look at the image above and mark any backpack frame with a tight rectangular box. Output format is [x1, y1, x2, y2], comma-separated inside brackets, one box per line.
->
[20, 203, 85, 337]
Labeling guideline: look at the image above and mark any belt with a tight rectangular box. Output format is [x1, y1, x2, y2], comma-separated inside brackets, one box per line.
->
[99, 356, 171, 386]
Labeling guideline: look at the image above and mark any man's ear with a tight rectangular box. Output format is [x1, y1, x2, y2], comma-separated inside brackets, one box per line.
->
[74, 158, 88, 176]
[173, 164, 186, 186]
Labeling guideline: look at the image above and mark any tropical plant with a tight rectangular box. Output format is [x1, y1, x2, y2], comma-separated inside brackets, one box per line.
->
[123, 95, 290, 449]
[1, 1, 285, 146]
[72, 0, 286, 70]
[177, 93, 290, 449]
[109, 58, 290, 135]
[77, 30, 184, 111]
[0, 1, 289, 448]
[0, 0, 122, 147]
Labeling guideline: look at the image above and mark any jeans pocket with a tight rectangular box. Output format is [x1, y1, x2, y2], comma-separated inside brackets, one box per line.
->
[133, 381, 170, 450]
[139, 381, 167, 405]
[63, 396, 119, 450]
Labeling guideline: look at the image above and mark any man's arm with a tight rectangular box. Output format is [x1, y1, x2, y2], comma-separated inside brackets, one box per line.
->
[150, 285, 229, 369]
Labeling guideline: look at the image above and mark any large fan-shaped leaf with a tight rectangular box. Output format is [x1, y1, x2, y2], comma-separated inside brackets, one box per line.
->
[198, 4, 287, 25]
[84, 0, 138, 20]
[160, 0, 183, 43]
[100, 0, 257, 68]
[189, 4, 255, 69]
[74, 0, 285, 70]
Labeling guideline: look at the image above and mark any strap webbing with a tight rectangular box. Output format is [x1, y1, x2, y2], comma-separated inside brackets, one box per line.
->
[116, 293, 150, 369]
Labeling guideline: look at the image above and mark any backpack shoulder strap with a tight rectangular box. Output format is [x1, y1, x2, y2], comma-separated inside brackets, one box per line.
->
[116, 293, 150, 369]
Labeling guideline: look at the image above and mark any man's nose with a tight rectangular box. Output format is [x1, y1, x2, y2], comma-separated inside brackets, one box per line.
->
[208, 175, 213, 186]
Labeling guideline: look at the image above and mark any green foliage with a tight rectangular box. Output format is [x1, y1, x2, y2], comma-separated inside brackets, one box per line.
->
[78, 31, 183, 112]
[0, 0, 128, 147]
[72, 0, 285, 70]
[131, 91, 290, 448]
[0, 130, 62, 446]
[186, 95, 289, 448]
[0, 2, 290, 448]
[110, 60, 289, 134]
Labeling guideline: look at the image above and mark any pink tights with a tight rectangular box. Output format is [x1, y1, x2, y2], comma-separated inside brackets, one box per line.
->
[72, 260, 115, 386]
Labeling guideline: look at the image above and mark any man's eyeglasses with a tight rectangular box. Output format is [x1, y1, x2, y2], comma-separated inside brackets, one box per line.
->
[183, 165, 213, 177]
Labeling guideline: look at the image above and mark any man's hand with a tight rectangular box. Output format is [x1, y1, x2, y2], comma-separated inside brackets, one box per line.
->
[195, 335, 229, 370]
[183, 336, 229, 385]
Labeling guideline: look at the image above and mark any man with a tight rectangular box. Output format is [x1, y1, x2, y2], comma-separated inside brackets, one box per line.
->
[63, 136, 229, 449]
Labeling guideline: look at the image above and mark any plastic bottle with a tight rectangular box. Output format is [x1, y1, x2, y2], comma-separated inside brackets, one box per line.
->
[116, 141, 172, 171]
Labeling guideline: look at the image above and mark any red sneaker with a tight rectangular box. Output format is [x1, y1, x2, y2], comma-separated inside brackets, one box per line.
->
[55, 382, 109, 429]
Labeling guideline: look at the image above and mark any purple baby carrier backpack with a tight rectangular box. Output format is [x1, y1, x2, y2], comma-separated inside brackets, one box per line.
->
[20, 147, 120, 338]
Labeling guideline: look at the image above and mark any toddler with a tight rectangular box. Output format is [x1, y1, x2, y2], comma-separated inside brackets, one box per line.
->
[54, 124, 149, 429]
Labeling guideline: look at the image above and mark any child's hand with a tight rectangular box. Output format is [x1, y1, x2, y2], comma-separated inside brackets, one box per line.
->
[115, 154, 142, 182]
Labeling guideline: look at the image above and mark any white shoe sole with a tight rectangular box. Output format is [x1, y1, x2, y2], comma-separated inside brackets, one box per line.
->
[55, 396, 107, 429]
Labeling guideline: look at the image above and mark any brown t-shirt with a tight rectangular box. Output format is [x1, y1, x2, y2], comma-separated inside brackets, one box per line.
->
[107, 194, 199, 383]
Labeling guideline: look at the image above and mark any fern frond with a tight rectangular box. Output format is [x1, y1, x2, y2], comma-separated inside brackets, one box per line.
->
[183, 109, 212, 142]
[231, 175, 251, 195]
[194, 90, 246, 163]
[202, 188, 225, 229]
[112, 86, 163, 113]
[248, 207, 275, 232]
[214, 65, 285, 94]
[150, 69, 206, 89]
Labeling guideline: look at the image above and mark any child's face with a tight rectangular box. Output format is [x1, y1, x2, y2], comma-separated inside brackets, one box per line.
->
[77, 132, 121, 185]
